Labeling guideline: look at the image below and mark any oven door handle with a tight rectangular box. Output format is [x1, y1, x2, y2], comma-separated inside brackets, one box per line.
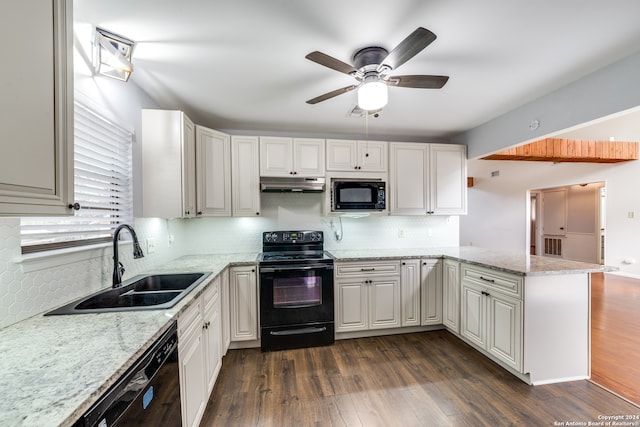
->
[260, 264, 334, 273]
[270, 326, 327, 336]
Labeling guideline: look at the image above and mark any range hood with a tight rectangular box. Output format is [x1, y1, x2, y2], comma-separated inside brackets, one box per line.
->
[260, 177, 325, 193]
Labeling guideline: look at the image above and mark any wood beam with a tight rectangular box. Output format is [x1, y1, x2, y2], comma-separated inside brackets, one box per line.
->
[481, 138, 638, 163]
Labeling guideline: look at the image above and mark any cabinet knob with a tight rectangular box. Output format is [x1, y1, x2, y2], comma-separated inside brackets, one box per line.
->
[256, 212, 260, 215]
[290, 171, 294, 175]
[68, 203, 81, 211]
[402, 262, 406, 265]
[197, 211, 202, 215]
[251, 269, 255, 273]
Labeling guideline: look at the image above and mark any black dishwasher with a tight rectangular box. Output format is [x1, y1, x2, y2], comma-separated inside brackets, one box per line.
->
[74, 322, 182, 427]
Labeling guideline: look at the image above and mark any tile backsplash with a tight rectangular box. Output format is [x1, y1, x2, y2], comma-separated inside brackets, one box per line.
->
[0, 218, 186, 329]
[0, 193, 458, 329]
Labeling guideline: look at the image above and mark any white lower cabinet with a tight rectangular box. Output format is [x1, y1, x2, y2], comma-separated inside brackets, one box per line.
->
[229, 265, 258, 341]
[178, 277, 222, 427]
[459, 264, 523, 372]
[420, 259, 443, 325]
[442, 259, 460, 334]
[400, 260, 421, 327]
[335, 261, 401, 332]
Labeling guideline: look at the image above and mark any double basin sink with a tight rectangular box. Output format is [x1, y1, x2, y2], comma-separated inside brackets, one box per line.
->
[46, 272, 211, 315]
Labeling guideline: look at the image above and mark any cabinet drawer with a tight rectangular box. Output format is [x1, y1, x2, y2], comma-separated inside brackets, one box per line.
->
[461, 264, 522, 299]
[203, 277, 220, 314]
[178, 299, 202, 343]
[336, 261, 400, 277]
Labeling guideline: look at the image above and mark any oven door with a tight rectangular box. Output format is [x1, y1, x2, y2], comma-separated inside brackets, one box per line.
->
[259, 262, 334, 328]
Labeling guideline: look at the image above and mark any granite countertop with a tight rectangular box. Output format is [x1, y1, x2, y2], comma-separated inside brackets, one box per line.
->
[327, 246, 616, 276]
[0, 248, 613, 426]
[0, 253, 258, 427]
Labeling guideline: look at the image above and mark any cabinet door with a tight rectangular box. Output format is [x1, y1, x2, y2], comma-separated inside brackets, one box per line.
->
[487, 293, 522, 371]
[460, 282, 487, 348]
[401, 260, 421, 327]
[421, 259, 442, 325]
[335, 278, 368, 332]
[326, 139, 357, 171]
[231, 136, 261, 216]
[358, 141, 387, 172]
[229, 266, 258, 341]
[182, 115, 197, 217]
[442, 260, 460, 333]
[179, 329, 207, 427]
[293, 138, 325, 176]
[0, 0, 73, 216]
[142, 110, 195, 218]
[389, 142, 428, 215]
[260, 137, 292, 177]
[369, 277, 401, 330]
[220, 269, 231, 355]
[196, 126, 231, 216]
[203, 277, 222, 394]
[428, 144, 467, 215]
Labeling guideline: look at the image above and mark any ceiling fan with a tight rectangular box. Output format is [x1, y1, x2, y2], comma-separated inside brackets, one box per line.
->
[305, 27, 449, 111]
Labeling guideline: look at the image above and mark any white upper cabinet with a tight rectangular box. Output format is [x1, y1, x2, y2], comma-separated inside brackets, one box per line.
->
[0, 0, 74, 216]
[389, 142, 467, 215]
[231, 136, 261, 217]
[429, 144, 468, 215]
[259, 137, 324, 177]
[195, 126, 231, 217]
[326, 140, 387, 172]
[142, 110, 196, 218]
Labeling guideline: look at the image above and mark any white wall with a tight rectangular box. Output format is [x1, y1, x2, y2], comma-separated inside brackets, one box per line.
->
[461, 158, 640, 276]
[454, 50, 640, 159]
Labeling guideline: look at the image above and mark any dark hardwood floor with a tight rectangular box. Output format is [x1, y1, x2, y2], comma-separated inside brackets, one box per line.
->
[201, 330, 639, 426]
[591, 272, 640, 405]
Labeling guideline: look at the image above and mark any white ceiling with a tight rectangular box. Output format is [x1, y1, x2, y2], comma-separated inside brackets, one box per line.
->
[75, 0, 640, 142]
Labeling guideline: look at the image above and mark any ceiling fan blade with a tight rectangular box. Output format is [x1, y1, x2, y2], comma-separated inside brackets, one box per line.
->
[377, 27, 437, 72]
[305, 51, 358, 75]
[306, 85, 358, 104]
[388, 75, 449, 89]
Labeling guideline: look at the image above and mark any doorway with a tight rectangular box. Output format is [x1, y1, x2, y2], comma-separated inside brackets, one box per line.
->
[529, 181, 605, 264]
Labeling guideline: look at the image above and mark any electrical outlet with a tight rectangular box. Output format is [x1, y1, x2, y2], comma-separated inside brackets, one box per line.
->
[398, 228, 405, 238]
[146, 238, 156, 254]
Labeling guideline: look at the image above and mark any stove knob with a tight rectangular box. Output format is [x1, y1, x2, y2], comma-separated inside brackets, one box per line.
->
[310, 232, 321, 241]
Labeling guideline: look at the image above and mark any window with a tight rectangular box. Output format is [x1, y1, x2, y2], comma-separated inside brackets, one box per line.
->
[20, 102, 133, 253]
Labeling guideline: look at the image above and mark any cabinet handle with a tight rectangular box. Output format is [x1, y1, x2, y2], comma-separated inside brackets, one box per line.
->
[481, 291, 491, 297]
[68, 203, 81, 211]
[360, 268, 375, 272]
[479, 276, 495, 284]
[197, 211, 202, 215]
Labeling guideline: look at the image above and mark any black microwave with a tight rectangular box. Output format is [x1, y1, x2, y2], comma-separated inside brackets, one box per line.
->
[332, 180, 386, 211]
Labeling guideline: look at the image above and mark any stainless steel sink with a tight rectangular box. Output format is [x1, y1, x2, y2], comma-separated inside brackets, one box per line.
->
[45, 272, 211, 315]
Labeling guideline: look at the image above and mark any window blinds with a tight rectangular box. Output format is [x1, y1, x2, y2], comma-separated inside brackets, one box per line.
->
[21, 102, 133, 252]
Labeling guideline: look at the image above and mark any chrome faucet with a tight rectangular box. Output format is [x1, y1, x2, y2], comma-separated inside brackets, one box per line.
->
[112, 224, 145, 288]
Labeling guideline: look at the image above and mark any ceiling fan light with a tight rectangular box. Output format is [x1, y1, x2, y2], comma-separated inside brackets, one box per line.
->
[357, 81, 388, 111]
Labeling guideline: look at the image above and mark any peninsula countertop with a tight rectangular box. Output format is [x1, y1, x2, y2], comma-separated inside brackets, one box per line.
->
[327, 246, 616, 276]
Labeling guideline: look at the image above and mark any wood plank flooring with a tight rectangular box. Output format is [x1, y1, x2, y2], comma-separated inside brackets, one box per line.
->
[590, 272, 640, 405]
[201, 331, 639, 426]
